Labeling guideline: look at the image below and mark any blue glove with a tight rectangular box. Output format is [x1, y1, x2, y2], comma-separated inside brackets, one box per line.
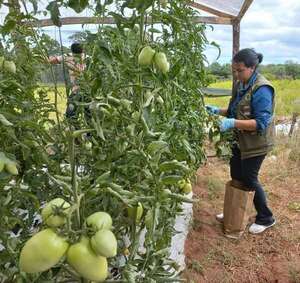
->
[219, 118, 235, 132]
[206, 105, 220, 115]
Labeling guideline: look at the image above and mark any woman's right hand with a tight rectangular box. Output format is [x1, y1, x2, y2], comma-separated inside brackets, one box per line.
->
[205, 105, 220, 115]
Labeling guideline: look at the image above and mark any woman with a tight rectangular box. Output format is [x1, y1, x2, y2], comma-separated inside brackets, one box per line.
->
[206, 48, 276, 234]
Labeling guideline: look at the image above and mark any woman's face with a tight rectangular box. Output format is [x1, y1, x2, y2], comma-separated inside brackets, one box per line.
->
[232, 61, 255, 84]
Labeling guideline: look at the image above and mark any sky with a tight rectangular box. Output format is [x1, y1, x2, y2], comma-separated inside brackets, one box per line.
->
[1, 0, 300, 65]
[205, 0, 300, 64]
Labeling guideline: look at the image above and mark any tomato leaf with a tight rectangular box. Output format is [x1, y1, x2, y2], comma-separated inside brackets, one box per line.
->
[46, 1, 61, 27]
[159, 160, 189, 172]
[160, 174, 182, 185]
[0, 114, 13, 126]
[67, 0, 89, 13]
[146, 141, 169, 156]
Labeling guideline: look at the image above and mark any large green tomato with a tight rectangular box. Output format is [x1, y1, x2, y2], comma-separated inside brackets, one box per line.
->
[19, 229, 69, 273]
[3, 60, 16, 74]
[41, 198, 70, 228]
[0, 152, 5, 172]
[90, 229, 117, 258]
[127, 202, 143, 223]
[183, 180, 192, 194]
[178, 179, 192, 194]
[67, 237, 108, 282]
[154, 52, 170, 74]
[138, 46, 155, 66]
[86, 212, 112, 232]
[5, 161, 18, 175]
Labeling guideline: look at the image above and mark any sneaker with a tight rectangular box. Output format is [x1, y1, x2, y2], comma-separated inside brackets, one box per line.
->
[216, 213, 224, 222]
[249, 220, 276, 234]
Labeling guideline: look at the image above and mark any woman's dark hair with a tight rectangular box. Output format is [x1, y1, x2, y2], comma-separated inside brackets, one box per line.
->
[233, 48, 263, 68]
[71, 43, 83, 54]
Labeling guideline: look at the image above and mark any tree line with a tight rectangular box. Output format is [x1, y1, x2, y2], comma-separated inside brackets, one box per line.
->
[39, 32, 300, 84]
[207, 61, 300, 81]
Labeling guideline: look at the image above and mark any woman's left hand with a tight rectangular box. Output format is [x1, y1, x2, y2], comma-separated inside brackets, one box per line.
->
[219, 118, 235, 132]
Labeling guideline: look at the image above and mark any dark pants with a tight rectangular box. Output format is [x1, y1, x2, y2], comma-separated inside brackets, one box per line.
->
[65, 91, 91, 124]
[230, 145, 275, 225]
[66, 91, 80, 120]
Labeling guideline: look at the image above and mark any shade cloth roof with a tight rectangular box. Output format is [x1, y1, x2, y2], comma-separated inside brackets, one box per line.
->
[193, 0, 246, 17]
[0, 1, 253, 27]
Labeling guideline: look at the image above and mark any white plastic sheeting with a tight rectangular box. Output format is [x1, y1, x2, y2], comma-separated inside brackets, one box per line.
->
[138, 192, 193, 272]
[169, 191, 193, 271]
[119, 191, 194, 275]
[276, 120, 299, 136]
[193, 0, 246, 16]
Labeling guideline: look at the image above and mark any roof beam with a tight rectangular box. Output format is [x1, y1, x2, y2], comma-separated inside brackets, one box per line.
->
[30, 17, 115, 27]
[29, 16, 233, 28]
[194, 16, 232, 25]
[187, 1, 235, 18]
[237, 0, 254, 20]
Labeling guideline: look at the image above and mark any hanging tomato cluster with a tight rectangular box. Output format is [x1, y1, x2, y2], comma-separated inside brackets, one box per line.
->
[138, 46, 170, 74]
[19, 200, 118, 282]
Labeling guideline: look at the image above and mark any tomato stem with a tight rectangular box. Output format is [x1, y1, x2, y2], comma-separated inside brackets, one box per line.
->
[68, 135, 81, 230]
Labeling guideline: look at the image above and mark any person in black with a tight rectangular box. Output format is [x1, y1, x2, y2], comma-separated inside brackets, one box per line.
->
[49, 42, 86, 122]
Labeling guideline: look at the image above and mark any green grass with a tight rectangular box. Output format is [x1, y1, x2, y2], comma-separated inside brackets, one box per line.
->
[42, 79, 300, 120]
[40, 85, 67, 120]
[205, 79, 300, 116]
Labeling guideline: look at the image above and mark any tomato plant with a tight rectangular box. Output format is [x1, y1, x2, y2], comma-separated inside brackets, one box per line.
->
[0, 0, 215, 282]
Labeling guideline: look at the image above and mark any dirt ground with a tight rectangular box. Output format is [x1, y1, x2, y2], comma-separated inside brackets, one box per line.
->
[183, 142, 300, 283]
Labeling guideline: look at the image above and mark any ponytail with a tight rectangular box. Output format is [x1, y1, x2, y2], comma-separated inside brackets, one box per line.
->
[233, 48, 263, 68]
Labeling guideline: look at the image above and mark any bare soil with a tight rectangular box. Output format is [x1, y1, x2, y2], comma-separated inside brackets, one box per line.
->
[183, 147, 300, 283]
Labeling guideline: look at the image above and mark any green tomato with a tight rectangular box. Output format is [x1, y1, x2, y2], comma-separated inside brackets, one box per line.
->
[67, 237, 108, 282]
[19, 229, 69, 273]
[0, 152, 5, 172]
[138, 46, 155, 66]
[178, 179, 186, 189]
[127, 202, 143, 223]
[85, 141, 93, 150]
[86, 211, 113, 232]
[160, 0, 167, 8]
[3, 60, 16, 74]
[183, 181, 192, 194]
[154, 52, 170, 74]
[41, 198, 70, 228]
[90, 229, 117, 258]
[5, 161, 18, 175]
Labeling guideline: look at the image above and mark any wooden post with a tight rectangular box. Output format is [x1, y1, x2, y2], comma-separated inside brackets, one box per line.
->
[289, 112, 299, 137]
[232, 20, 240, 59]
[232, 20, 240, 90]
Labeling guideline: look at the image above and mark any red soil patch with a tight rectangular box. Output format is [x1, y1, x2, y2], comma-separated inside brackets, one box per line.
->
[183, 153, 300, 283]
